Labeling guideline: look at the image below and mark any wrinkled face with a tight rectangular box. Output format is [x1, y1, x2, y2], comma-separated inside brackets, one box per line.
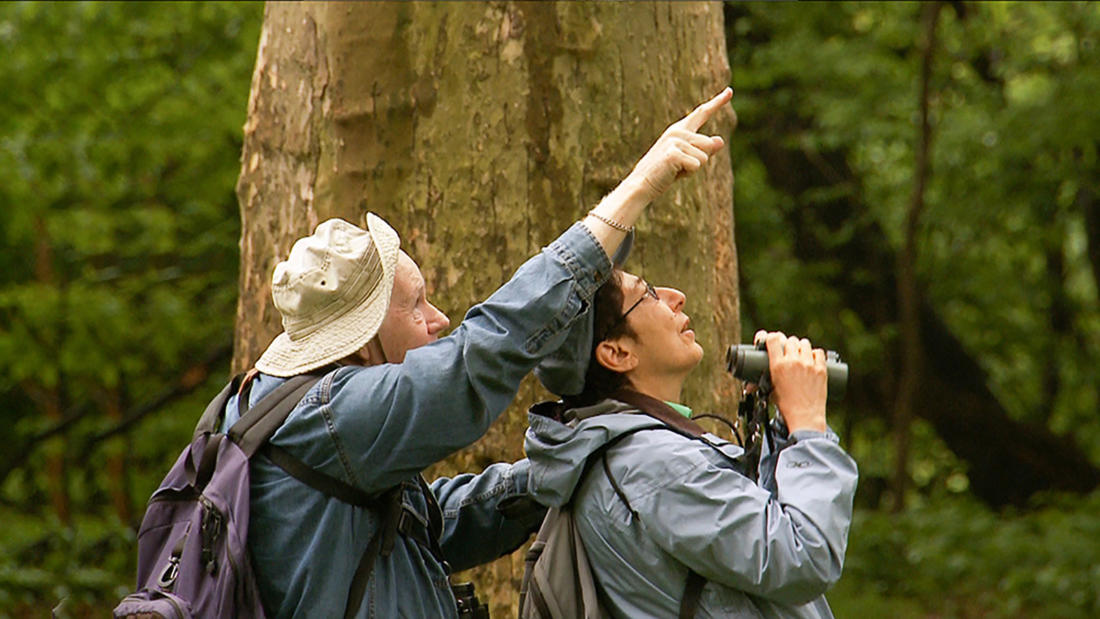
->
[615, 272, 704, 378]
[377, 252, 450, 362]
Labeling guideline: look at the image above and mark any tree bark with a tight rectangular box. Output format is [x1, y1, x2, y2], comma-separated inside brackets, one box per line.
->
[234, 2, 736, 613]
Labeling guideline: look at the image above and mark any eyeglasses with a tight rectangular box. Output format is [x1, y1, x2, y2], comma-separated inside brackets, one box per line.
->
[622, 281, 658, 320]
[603, 281, 658, 338]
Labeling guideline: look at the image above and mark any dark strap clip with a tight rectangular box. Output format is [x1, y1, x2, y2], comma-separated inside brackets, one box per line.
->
[395, 506, 417, 537]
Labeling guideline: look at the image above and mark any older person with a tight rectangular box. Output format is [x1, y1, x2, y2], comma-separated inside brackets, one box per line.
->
[221, 89, 733, 617]
[525, 267, 859, 618]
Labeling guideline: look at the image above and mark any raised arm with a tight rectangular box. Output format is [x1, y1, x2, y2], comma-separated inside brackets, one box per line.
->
[653, 331, 852, 602]
[275, 90, 735, 494]
[584, 87, 734, 257]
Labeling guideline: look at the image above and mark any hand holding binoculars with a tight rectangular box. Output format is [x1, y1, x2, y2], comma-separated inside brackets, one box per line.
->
[726, 343, 848, 402]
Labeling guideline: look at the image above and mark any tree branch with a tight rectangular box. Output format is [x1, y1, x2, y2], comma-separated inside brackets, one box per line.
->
[0, 341, 233, 487]
[87, 341, 233, 445]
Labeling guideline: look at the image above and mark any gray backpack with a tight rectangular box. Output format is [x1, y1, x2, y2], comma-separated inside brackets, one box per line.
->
[113, 371, 411, 619]
[520, 391, 726, 619]
[519, 501, 607, 619]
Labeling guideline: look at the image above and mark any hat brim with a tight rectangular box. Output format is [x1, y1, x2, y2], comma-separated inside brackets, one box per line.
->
[254, 213, 400, 377]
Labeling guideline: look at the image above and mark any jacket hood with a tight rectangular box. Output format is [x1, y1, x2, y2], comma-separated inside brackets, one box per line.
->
[524, 399, 666, 507]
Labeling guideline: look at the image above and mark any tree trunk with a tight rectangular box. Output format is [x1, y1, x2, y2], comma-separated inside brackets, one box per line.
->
[234, 2, 736, 613]
[32, 216, 70, 523]
[103, 387, 132, 524]
[893, 0, 941, 513]
[1081, 185, 1100, 303]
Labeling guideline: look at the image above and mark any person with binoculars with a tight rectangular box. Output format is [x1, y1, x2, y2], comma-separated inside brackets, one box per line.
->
[525, 258, 859, 614]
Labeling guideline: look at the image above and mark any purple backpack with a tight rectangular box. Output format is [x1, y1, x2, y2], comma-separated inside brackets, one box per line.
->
[114, 371, 397, 619]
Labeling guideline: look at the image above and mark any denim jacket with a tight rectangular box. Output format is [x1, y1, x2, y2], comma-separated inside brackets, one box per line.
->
[525, 400, 859, 618]
[220, 223, 611, 618]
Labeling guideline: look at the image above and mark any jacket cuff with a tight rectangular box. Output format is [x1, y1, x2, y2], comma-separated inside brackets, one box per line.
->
[790, 427, 841, 444]
[546, 222, 614, 299]
[495, 459, 547, 525]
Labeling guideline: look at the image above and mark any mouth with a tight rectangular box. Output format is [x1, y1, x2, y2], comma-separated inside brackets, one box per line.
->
[680, 317, 694, 337]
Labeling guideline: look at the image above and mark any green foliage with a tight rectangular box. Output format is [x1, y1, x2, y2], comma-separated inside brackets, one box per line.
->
[729, 2, 1100, 613]
[0, 1, 254, 392]
[730, 0, 1100, 492]
[0, 509, 135, 617]
[832, 491, 1100, 618]
[2, 0, 1099, 615]
[0, 1, 261, 614]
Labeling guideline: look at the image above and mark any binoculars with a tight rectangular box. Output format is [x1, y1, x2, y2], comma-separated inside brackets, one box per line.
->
[726, 343, 848, 402]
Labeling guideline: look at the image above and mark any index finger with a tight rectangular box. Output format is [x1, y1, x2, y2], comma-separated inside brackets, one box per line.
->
[680, 87, 733, 133]
[764, 331, 787, 360]
[753, 329, 768, 347]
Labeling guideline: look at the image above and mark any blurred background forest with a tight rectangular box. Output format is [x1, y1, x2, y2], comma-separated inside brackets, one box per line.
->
[2, 2, 1099, 617]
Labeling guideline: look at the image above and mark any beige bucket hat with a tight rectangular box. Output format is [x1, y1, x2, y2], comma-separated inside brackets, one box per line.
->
[255, 214, 400, 377]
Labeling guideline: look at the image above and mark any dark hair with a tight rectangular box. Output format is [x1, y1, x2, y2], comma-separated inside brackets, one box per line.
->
[564, 270, 635, 408]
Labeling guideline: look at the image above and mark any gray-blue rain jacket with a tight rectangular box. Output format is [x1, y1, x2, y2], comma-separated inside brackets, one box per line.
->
[524, 399, 859, 618]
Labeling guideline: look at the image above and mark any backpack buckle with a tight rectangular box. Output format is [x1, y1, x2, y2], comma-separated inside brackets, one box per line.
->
[156, 556, 180, 590]
[395, 506, 428, 546]
[155, 524, 190, 591]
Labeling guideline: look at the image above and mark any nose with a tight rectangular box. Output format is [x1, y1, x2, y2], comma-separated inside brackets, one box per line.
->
[656, 287, 686, 312]
[427, 302, 450, 335]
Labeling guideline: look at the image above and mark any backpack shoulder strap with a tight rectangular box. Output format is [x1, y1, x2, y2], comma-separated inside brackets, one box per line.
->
[564, 423, 665, 510]
[610, 389, 708, 437]
[593, 430, 708, 619]
[343, 476, 445, 619]
[260, 443, 382, 506]
[192, 373, 245, 439]
[226, 369, 401, 619]
[680, 571, 706, 619]
[228, 373, 323, 456]
[522, 422, 708, 619]
[227, 370, 391, 508]
[185, 373, 246, 489]
[214, 367, 408, 619]
[344, 484, 404, 619]
[612, 389, 742, 468]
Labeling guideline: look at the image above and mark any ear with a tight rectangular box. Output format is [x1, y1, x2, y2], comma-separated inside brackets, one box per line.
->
[594, 338, 637, 374]
[358, 335, 389, 366]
